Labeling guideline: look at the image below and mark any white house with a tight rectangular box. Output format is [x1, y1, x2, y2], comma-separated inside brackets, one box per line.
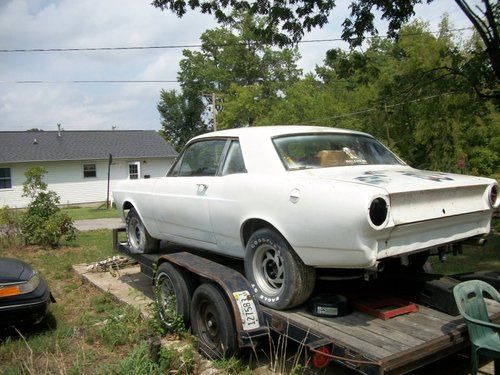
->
[0, 130, 177, 208]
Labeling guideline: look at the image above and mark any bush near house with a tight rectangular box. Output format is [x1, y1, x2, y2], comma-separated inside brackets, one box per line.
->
[20, 166, 76, 247]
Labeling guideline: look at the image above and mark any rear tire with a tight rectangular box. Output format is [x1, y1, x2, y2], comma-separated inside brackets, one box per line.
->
[125, 208, 159, 253]
[190, 283, 237, 359]
[244, 228, 315, 310]
[155, 262, 196, 331]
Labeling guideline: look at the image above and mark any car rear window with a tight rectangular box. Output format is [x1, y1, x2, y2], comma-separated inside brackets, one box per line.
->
[272, 133, 403, 170]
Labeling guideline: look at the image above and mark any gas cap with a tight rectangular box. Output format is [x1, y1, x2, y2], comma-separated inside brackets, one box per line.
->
[289, 188, 301, 204]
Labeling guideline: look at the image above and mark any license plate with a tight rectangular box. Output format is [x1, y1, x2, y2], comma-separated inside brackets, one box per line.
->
[233, 291, 260, 331]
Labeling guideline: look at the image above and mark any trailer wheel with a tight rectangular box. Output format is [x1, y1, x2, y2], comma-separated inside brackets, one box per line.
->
[244, 228, 315, 310]
[155, 262, 195, 330]
[126, 208, 159, 253]
[190, 283, 237, 359]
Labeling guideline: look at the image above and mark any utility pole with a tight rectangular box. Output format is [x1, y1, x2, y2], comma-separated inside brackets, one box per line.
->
[202, 92, 218, 132]
[106, 153, 113, 209]
[211, 92, 217, 132]
[383, 103, 392, 147]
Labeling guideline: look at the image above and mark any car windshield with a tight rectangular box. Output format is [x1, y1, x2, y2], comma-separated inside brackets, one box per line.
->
[273, 133, 403, 170]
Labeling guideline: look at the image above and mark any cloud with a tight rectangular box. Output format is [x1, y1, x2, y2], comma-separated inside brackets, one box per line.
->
[0, 0, 476, 132]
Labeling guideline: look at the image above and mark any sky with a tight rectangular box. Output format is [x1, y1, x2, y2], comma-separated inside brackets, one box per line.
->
[0, 0, 476, 132]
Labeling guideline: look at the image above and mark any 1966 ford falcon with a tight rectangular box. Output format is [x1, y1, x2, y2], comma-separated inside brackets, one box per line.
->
[113, 126, 498, 309]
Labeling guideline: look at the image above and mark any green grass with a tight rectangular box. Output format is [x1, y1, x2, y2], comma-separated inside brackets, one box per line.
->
[0, 230, 169, 375]
[62, 206, 120, 221]
[429, 220, 500, 275]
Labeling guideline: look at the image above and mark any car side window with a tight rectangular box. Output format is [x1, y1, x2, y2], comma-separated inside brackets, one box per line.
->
[222, 141, 246, 175]
[178, 140, 226, 177]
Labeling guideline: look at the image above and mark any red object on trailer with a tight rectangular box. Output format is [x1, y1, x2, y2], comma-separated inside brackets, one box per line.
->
[351, 296, 419, 320]
[312, 346, 332, 368]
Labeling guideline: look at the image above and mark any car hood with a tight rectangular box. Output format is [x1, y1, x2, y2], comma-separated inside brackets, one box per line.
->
[0, 257, 34, 284]
[297, 165, 492, 194]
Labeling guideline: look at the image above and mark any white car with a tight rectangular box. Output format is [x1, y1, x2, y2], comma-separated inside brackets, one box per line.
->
[113, 126, 498, 309]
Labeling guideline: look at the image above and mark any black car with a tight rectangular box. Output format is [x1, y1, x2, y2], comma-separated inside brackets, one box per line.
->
[0, 257, 54, 326]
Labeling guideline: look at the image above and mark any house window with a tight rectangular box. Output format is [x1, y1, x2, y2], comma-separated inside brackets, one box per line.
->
[129, 163, 139, 180]
[0, 168, 11, 189]
[83, 164, 96, 178]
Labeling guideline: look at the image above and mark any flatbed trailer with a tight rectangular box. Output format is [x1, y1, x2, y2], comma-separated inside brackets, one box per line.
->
[112, 228, 500, 375]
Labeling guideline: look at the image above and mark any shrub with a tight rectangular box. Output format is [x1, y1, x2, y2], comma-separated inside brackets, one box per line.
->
[21, 167, 76, 247]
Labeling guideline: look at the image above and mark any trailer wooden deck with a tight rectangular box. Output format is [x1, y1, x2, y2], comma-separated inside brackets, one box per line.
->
[262, 297, 500, 374]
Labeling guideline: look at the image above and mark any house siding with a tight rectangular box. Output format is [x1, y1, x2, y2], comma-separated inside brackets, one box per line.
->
[0, 158, 173, 208]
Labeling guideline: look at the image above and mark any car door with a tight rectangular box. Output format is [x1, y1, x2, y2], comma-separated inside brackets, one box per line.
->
[153, 138, 227, 245]
[205, 139, 249, 256]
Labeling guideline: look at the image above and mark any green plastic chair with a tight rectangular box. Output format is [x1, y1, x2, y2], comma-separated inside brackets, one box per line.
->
[453, 280, 500, 375]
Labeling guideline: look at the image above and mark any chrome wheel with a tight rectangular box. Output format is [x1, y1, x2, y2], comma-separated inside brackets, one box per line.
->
[127, 216, 145, 251]
[252, 244, 284, 297]
[158, 273, 176, 313]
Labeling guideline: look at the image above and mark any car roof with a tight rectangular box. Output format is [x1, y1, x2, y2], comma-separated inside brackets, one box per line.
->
[192, 125, 373, 141]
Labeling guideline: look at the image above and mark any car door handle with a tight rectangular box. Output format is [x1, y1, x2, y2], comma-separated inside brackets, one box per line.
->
[196, 183, 208, 191]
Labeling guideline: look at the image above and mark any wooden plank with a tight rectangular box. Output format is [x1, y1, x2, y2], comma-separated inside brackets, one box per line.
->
[335, 311, 426, 347]
[417, 305, 465, 327]
[372, 314, 443, 341]
[382, 311, 500, 372]
[295, 311, 411, 354]
[402, 311, 456, 332]
[273, 309, 393, 359]
[485, 299, 500, 314]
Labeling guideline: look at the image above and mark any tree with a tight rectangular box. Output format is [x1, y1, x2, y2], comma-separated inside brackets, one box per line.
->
[157, 89, 206, 150]
[157, 11, 301, 139]
[152, 0, 500, 84]
[258, 22, 498, 175]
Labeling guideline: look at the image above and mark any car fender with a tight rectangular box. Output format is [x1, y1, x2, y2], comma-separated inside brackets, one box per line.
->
[119, 195, 161, 239]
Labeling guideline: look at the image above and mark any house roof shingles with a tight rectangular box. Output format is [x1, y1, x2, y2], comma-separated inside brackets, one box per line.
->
[0, 130, 177, 163]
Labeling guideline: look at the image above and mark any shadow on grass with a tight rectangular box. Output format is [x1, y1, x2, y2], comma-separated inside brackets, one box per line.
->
[0, 312, 58, 342]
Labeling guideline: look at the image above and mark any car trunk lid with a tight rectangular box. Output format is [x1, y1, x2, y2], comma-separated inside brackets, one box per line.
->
[299, 165, 492, 225]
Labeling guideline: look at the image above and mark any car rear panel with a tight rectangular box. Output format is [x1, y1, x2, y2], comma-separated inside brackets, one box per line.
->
[376, 211, 491, 259]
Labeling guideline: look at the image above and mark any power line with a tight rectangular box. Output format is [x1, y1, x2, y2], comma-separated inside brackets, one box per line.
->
[0, 28, 472, 53]
[300, 92, 454, 124]
[0, 80, 178, 84]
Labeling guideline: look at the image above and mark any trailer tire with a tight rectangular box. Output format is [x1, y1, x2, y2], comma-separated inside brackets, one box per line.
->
[244, 228, 315, 310]
[155, 262, 195, 330]
[126, 208, 159, 253]
[190, 283, 237, 359]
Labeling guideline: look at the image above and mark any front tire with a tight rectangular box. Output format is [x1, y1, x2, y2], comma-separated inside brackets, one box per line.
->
[125, 208, 159, 253]
[244, 228, 315, 310]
